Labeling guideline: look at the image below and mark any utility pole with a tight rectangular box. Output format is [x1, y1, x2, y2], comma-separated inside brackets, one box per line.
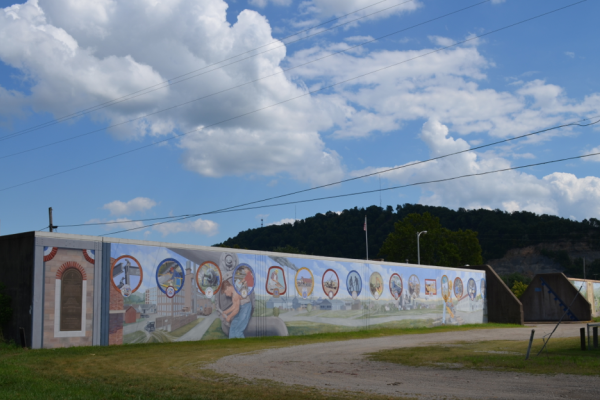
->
[48, 207, 58, 232]
[364, 216, 368, 261]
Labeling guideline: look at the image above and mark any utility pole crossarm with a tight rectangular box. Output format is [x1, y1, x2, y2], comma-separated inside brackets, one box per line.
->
[48, 207, 58, 232]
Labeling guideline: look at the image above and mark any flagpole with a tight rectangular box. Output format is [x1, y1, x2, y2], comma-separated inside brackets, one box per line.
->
[365, 216, 369, 260]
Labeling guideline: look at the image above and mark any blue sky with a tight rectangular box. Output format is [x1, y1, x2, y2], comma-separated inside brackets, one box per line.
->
[0, 0, 599, 246]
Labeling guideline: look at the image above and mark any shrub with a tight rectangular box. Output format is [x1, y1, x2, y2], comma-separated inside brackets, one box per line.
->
[511, 281, 528, 299]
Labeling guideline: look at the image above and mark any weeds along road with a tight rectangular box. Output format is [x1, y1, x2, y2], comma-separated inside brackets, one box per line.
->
[209, 324, 600, 400]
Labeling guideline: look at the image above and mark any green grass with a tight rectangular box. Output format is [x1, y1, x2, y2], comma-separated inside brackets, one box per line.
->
[0, 323, 516, 399]
[369, 337, 600, 376]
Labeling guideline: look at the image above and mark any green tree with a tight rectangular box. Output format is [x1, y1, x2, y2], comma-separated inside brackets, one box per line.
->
[272, 245, 306, 255]
[0, 283, 13, 342]
[378, 212, 483, 267]
[501, 272, 532, 288]
[511, 281, 528, 298]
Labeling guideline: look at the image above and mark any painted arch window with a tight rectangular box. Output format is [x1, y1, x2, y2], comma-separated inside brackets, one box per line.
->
[54, 262, 87, 338]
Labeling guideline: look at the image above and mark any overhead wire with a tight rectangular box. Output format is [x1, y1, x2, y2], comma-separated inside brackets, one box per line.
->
[0, 0, 492, 158]
[100, 150, 600, 236]
[0, 0, 586, 193]
[0, 0, 416, 142]
[55, 116, 600, 228]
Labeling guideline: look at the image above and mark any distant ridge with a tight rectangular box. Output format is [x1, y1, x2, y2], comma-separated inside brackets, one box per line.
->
[217, 204, 600, 276]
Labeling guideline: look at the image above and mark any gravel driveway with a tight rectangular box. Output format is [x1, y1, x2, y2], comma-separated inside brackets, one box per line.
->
[208, 324, 600, 399]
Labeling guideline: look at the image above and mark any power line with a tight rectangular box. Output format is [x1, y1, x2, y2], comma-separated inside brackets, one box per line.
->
[0, 0, 489, 154]
[55, 117, 600, 228]
[100, 150, 600, 236]
[0, 0, 416, 142]
[0, 1, 586, 193]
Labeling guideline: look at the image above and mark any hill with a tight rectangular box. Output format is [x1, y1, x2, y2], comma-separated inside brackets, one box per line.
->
[217, 204, 600, 278]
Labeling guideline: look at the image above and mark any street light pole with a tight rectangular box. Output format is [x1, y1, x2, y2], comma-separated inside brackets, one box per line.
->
[417, 231, 427, 265]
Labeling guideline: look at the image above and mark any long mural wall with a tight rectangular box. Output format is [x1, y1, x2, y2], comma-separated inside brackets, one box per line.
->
[40, 241, 487, 348]
[107, 243, 487, 344]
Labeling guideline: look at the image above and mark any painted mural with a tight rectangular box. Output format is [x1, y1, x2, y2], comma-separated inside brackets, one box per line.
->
[569, 279, 600, 317]
[108, 243, 487, 345]
[594, 283, 600, 317]
[570, 279, 588, 300]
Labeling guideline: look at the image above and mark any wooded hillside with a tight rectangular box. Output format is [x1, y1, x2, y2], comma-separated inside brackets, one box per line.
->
[217, 204, 600, 275]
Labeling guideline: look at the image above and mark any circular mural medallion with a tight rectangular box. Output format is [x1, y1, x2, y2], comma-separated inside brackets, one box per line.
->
[441, 275, 450, 302]
[346, 270, 362, 299]
[408, 274, 420, 297]
[322, 269, 340, 300]
[43, 246, 58, 262]
[220, 252, 238, 273]
[233, 263, 255, 299]
[454, 277, 464, 299]
[467, 278, 477, 301]
[369, 272, 384, 300]
[166, 286, 176, 298]
[389, 274, 403, 300]
[266, 266, 286, 296]
[155, 258, 185, 297]
[111, 255, 144, 297]
[196, 261, 222, 297]
[480, 278, 486, 300]
[295, 267, 314, 298]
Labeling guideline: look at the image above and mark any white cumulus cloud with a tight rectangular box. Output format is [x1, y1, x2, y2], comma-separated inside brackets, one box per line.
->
[153, 218, 219, 237]
[352, 120, 600, 220]
[268, 218, 296, 226]
[103, 197, 157, 216]
[288, 43, 600, 140]
[583, 146, 600, 162]
[249, 0, 292, 8]
[0, 0, 344, 186]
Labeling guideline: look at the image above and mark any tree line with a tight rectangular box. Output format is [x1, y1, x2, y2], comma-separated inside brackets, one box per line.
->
[218, 204, 600, 268]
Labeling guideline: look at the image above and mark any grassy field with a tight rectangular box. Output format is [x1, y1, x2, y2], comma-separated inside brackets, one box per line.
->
[369, 337, 600, 376]
[0, 323, 515, 400]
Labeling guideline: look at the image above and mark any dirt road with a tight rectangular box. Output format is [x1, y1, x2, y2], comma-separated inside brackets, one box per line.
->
[209, 324, 600, 399]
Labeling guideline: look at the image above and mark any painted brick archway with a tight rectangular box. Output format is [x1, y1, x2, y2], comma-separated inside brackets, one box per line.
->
[56, 261, 87, 281]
